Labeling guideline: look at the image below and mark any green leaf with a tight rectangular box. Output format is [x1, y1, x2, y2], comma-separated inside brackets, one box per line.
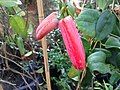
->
[36, 67, 44, 74]
[16, 37, 25, 55]
[96, 0, 107, 10]
[94, 48, 112, 57]
[105, 36, 120, 49]
[96, 0, 113, 10]
[107, 49, 120, 67]
[87, 51, 106, 64]
[13, 6, 25, 16]
[87, 51, 111, 74]
[76, 9, 100, 38]
[24, 51, 32, 57]
[116, 52, 120, 68]
[88, 62, 110, 74]
[71, 76, 79, 81]
[109, 71, 120, 85]
[0, 0, 22, 7]
[82, 38, 91, 55]
[112, 21, 120, 36]
[9, 15, 27, 38]
[68, 66, 80, 79]
[95, 10, 117, 40]
[67, 2, 75, 17]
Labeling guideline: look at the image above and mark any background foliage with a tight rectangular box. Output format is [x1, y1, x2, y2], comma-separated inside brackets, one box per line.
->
[0, 0, 120, 90]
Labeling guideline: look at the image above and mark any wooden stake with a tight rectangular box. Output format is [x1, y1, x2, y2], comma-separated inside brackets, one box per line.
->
[36, 0, 51, 90]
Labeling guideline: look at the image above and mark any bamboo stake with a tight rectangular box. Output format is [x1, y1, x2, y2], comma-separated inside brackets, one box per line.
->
[36, 0, 52, 90]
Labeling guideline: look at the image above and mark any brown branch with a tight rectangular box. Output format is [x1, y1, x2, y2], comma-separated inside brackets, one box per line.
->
[0, 78, 17, 89]
[0, 54, 36, 82]
[21, 75, 32, 90]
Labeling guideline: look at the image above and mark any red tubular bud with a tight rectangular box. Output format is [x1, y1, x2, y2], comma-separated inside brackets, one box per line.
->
[58, 16, 86, 70]
[35, 12, 59, 40]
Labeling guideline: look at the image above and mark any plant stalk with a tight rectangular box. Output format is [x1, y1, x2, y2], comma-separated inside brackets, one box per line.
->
[36, 0, 52, 90]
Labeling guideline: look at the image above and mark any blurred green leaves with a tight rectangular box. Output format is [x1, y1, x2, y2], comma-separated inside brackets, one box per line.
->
[0, 0, 22, 7]
[9, 15, 28, 38]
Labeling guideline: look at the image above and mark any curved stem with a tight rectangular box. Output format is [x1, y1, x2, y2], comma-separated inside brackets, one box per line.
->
[76, 69, 86, 90]
[112, 0, 115, 10]
[91, 41, 98, 51]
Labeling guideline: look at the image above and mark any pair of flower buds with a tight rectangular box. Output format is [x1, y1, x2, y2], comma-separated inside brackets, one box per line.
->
[36, 12, 86, 70]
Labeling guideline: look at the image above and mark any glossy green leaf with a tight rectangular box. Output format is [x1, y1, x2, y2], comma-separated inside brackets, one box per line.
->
[95, 10, 117, 40]
[105, 36, 120, 49]
[16, 37, 25, 55]
[87, 51, 110, 74]
[9, 15, 27, 38]
[0, 0, 22, 7]
[76, 9, 100, 38]
[88, 62, 110, 74]
[87, 51, 106, 64]
[94, 48, 112, 57]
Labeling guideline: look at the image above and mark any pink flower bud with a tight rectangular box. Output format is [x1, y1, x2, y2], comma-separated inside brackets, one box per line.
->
[36, 12, 59, 40]
[58, 16, 86, 70]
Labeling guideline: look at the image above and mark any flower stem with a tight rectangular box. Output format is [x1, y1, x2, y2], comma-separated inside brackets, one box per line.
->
[76, 69, 86, 90]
